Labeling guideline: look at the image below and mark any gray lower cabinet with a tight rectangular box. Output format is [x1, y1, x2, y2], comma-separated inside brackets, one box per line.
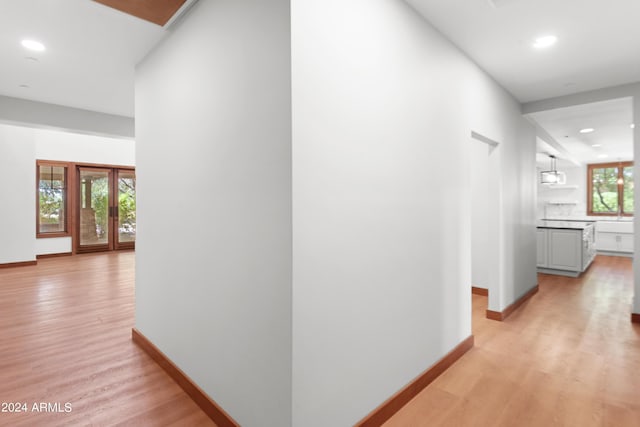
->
[537, 225, 595, 276]
[596, 232, 634, 253]
[536, 229, 548, 267]
[547, 229, 582, 271]
[595, 221, 634, 255]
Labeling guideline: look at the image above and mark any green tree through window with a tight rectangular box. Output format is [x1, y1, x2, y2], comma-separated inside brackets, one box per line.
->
[37, 164, 67, 234]
[588, 162, 633, 216]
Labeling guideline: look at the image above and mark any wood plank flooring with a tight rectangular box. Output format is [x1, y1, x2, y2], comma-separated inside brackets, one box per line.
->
[0, 252, 215, 427]
[2, 253, 638, 426]
[384, 255, 640, 427]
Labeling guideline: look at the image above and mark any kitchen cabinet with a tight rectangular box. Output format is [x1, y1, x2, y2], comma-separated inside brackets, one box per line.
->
[619, 234, 634, 252]
[547, 229, 582, 271]
[537, 220, 596, 277]
[595, 221, 634, 255]
[536, 229, 547, 267]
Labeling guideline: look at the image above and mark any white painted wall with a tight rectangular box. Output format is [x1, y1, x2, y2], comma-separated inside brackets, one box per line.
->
[291, 0, 536, 425]
[34, 237, 72, 256]
[470, 140, 490, 289]
[0, 124, 36, 264]
[0, 94, 134, 138]
[634, 95, 640, 314]
[134, 1, 292, 426]
[497, 118, 537, 310]
[35, 128, 134, 166]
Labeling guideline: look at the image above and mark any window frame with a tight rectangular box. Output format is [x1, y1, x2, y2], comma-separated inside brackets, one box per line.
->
[587, 161, 634, 217]
[36, 160, 71, 238]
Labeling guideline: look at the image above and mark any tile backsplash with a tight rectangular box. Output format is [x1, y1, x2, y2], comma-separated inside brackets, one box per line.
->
[542, 202, 586, 219]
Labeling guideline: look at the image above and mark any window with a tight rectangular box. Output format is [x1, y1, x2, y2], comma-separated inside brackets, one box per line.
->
[587, 161, 633, 216]
[37, 162, 69, 236]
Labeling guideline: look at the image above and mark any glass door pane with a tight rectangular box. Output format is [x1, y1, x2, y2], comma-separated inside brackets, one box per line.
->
[117, 170, 136, 247]
[79, 169, 111, 249]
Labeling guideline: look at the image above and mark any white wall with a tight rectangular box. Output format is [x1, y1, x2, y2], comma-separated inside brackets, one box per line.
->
[634, 95, 640, 314]
[35, 128, 134, 166]
[35, 237, 72, 257]
[0, 124, 36, 264]
[134, 1, 292, 426]
[291, 0, 536, 425]
[0, 94, 134, 138]
[497, 118, 537, 310]
[470, 140, 490, 289]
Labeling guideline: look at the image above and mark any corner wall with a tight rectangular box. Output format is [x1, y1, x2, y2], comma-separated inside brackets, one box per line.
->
[0, 124, 36, 264]
[134, 0, 537, 425]
[134, 0, 293, 426]
[634, 95, 640, 314]
[291, 0, 536, 425]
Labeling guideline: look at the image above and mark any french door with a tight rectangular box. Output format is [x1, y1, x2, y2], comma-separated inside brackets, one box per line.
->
[77, 167, 136, 253]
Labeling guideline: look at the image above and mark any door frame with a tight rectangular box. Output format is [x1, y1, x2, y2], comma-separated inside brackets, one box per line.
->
[114, 168, 136, 251]
[72, 162, 136, 254]
[77, 166, 114, 253]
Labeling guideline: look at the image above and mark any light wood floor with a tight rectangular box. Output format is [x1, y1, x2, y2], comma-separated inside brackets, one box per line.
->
[385, 255, 640, 427]
[0, 252, 215, 427]
[2, 254, 638, 426]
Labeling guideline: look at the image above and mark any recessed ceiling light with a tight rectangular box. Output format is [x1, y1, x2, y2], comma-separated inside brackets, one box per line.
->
[598, 154, 608, 158]
[591, 144, 601, 147]
[21, 39, 45, 52]
[533, 35, 557, 49]
[580, 128, 595, 134]
[631, 124, 636, 129]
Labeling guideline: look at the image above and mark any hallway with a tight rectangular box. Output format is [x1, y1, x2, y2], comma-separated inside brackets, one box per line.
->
[385, 256, 640, 426]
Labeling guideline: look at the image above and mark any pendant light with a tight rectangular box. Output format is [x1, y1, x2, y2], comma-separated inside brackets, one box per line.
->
[540, 155, 559, 184]
[617, 161, 624, 185]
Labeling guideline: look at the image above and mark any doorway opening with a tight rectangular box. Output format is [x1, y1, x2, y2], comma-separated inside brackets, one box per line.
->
[469, 131, 501, 324]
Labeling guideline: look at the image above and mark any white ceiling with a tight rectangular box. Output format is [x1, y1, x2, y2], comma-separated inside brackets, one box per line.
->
[1, 0, 639, 139]
[406, 0, 640, 103]
[0, 0, 167, 117]
[530, 98, 633, 167]
[407, 0, 640, 166]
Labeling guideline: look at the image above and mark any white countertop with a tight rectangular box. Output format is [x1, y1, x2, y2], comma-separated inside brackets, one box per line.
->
[543, 216, 633, 222]
[537, 220, 595, 230]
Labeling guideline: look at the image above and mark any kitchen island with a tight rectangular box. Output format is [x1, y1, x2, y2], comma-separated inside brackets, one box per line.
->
[537, 220, 596, 277]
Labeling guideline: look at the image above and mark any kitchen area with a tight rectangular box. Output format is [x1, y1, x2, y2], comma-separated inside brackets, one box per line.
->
[530, 97, 634, 277]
